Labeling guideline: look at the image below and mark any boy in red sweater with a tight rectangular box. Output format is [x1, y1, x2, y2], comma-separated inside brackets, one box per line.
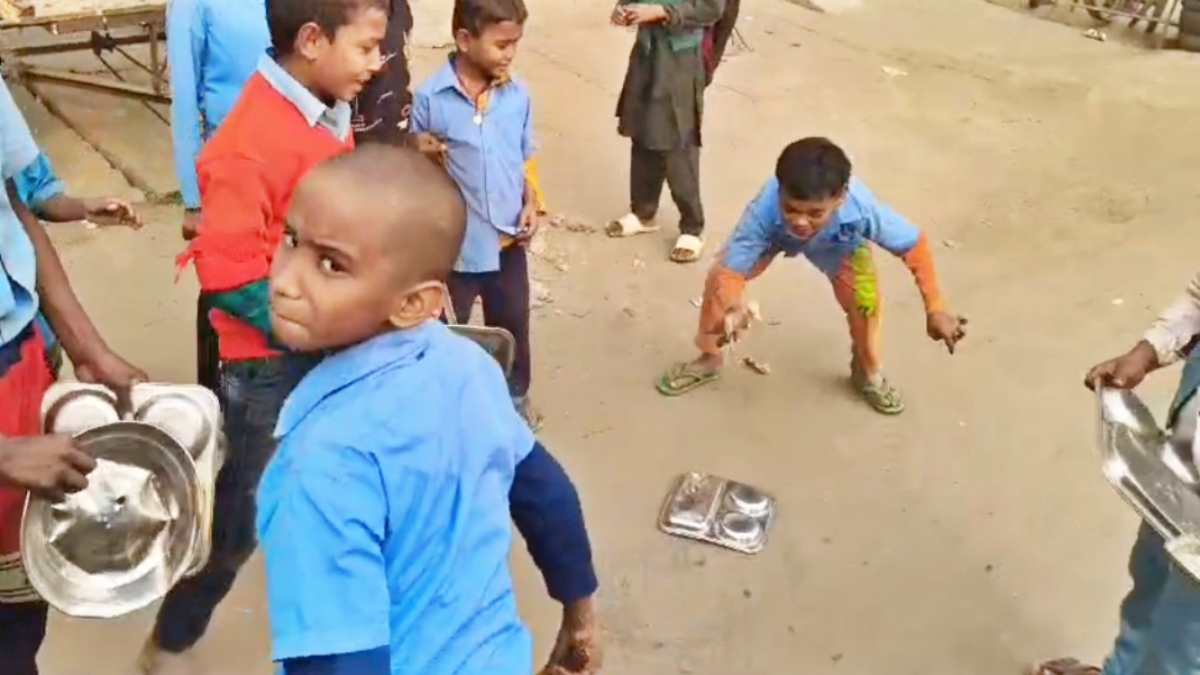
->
[141, 0, 387, 671]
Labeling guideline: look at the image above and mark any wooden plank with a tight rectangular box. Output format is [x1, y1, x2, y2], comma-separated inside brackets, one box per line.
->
[0, 0, 32, 21]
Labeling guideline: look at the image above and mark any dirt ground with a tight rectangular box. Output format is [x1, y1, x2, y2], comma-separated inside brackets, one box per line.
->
[12, 0, 1200, 672]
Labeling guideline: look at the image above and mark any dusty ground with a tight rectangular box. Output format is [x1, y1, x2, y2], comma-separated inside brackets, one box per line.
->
[10, 0, 1200, 672]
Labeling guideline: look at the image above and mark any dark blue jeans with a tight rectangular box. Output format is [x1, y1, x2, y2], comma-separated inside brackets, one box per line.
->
[152, 353, 318, 652]
[1101, 522, 1200, 675]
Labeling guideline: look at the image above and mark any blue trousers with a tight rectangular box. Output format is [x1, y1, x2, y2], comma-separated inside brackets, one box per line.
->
[1102, 522, 1200, 675]
[152, 353, 317, 652]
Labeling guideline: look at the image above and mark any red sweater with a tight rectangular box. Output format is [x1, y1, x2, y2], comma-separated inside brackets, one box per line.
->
[188, 73, 354, 361]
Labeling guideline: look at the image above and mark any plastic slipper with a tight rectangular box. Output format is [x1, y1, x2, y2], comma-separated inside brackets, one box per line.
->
[656, 362, 720, 396]
[605, 213, 658, 238]
[857, 377, 905, 415]
[669, 234, 705, 263]
[1027, 659, 1101, 675]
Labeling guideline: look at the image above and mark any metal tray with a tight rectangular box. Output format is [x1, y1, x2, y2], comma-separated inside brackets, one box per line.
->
[1098, 387, 1200, 580]
[21, 422, 201, 618]
[40, 382, 223, 578]
[657, 472, 775, 554]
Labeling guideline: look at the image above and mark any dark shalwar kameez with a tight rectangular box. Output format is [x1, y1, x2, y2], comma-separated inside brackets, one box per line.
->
[616, 0, 725, 237]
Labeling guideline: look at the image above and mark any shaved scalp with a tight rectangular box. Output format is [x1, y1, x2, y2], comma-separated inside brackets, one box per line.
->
[304, 144, 467, 282]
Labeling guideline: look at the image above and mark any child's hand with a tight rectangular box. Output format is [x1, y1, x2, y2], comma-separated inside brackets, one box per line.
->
[180, 208, 201, 241]
[926, 311, 967, 354]
[413, 132, 448, 165]
[610, 4, 631, 25]
[717, 300, 762, 348]
[622, 3, 668, 24]
[541, 597, 601, 675]
[82, 197, 143, 229]
[516, 203, 540, 243]
[1085, 340, 1159, 391]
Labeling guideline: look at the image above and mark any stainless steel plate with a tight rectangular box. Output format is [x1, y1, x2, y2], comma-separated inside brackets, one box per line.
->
[135, 393, 213, 459]
[21, 422, 201, 618]
[1097, 387, 1200, 582]
[449, 325, 515, 379]
[43, 388, 121, 436]
[658, 472, 775, 554]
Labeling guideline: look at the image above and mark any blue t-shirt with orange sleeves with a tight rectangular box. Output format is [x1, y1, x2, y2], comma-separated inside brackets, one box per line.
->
[722, 176, 923, 277]
[257, 320, 534, 675]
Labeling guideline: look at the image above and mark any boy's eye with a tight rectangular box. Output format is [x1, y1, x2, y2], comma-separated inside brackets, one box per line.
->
[283, 232, 298, 247]
[319, 256, 342, 274]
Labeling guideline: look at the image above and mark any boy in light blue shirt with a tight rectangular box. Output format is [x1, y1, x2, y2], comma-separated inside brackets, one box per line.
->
[410, 0, 544, 429]
[258, 145, 599, 675]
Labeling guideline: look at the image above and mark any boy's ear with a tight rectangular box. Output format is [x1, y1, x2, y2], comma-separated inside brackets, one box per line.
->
[296, 22, 328, 61]
[453, 28, 472, 53]
[389, 281, 447, 329]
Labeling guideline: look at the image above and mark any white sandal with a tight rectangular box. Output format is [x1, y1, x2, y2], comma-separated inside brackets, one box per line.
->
[669, 233, 705, 263]
[605, 213, 659, 238]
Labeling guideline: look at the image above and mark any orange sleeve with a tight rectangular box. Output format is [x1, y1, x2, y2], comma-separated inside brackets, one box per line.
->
[192, 154, 273, 292]
[897, 231, 946, 314]
[524, 157, 546, 212]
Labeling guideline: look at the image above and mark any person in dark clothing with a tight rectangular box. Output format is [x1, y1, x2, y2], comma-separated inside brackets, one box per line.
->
[352, 0, 414, 144]
[605, 0, 725, 265]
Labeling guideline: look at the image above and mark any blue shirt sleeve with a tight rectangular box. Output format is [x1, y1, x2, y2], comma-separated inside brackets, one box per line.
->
[856, 183, 920, 255]
[258, 445, 391, 661]
[408, 90, 430, 134]
[14, 153, 65, 208]
[509, 442, 598, 604]
[0, 79, 42, 181]
[166, 0, 207, 208]
[520, 91, 534, 161]
[720, 201, 775, 275]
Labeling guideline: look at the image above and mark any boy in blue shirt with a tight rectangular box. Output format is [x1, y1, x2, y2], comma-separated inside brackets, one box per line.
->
[657, 137, 968, 414]
[410, 0, 544, 429]
[258, 145, 600, 675]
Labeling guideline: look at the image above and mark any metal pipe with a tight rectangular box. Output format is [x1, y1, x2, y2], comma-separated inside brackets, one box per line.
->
[6, 31, 159, 57]
[17, 65, 170, 104]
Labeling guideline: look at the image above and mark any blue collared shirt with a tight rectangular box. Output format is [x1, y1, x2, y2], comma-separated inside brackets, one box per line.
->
[258, 321, 534, 675]
[722, 176, 922, 277]
[410, 61, 533, 273]
[257, 54, 353, 141]
[0, 78, 45, 346]
[167, 0, 269, 207]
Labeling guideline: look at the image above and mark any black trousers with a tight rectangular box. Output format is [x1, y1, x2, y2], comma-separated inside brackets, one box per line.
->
[196, 292, 220, 393]
[630, 141, 704, 236]
[447, 246, 531, 397]
[0, 601, 48, 675]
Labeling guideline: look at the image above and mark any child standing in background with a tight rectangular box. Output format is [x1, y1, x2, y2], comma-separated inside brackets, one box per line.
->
[606, 0, 725, 264]
[410, 0, 544, 429]
[657, 137, 968, 414]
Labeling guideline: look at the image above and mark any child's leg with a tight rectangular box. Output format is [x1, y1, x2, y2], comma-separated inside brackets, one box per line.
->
[608, 142, 668, 238]
[479, 246, 532, 399]
[446, 272, 484, 324]
[829, 246, 902, 414]
[148, 354, 313, 660]
[657, 256, 772, 396]
[630, 142, 667, 223]
[664, 143, 705, 263]
[664, 144, 704, 235]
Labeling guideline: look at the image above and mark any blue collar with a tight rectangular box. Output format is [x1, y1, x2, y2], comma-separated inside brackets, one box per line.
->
[257, 53, 352, 141]
[275, 321, 444, 437]
[426, 56, 514, 98]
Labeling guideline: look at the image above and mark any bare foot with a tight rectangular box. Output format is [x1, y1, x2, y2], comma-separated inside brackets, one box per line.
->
[691, 352, 724, 376]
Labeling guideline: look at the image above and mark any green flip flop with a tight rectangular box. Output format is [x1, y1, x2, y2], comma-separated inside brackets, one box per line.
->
[656, 362, 721, 397]
[857, 377, 905, 415]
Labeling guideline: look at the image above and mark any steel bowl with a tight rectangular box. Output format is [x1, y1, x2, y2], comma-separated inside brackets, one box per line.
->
[21, 422, 202, 618]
